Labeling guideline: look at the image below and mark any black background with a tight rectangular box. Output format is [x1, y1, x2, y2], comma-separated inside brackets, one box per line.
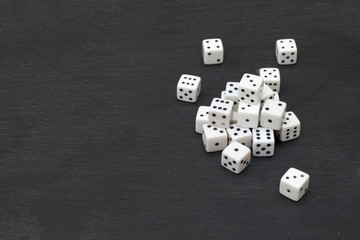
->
[0, 1, 359, 239]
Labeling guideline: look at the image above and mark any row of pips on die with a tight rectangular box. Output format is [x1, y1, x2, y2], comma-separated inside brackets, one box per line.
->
[176, 38, 309, 202]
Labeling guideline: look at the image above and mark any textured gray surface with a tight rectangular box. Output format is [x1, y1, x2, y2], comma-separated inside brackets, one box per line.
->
[0, 0, 359, 239]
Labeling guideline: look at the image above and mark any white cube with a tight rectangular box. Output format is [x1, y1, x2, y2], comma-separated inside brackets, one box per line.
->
[260, 99, 287, 130]
[237, 102, 260, 128]
[221, 142, 251, 174]
[226, 124, 252, 148]
[195, 106, 210, 134]
[259, 68, 281, 93]
[276, 111, 301, 142]
[252, 128, 275, 157]
[275, 39, 297, 65]
[202, 124, 228, 152]
[279, 168, 310, 201]
[224, 82, 239, 110]
[238, 74, 264, 105]
[177, 74, 201, 103]
[209, 98, 234, 128]
[202, 38, 224, 65]
[260, 83, 275, 108]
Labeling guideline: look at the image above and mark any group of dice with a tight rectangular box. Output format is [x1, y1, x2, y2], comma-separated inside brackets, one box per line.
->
[176, 38, 309, 201]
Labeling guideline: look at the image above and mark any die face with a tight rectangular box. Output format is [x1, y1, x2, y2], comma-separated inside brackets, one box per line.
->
[177, 74, 201, 103]
[237, 102, 260, 128]
[260, 83, 275, 107]
[221, 142, 251, 174]
[260, 68, 281, 93]
[276, 39, 297, 65]
[252, 128, 275, 157]
[276, 111, 301, 141]
[231, 111, 238, 124]
[269, 92, 280, 101]
[238, 74, 264, 104]
[279, 168, 310, 201]
[225, 82, 239, 110]
[226, 124, 252, 148]
[202, 124, 228, 152]
[195, 106, 210, 134]
[260, 99, 287, 130]
[209, 98, 234, 128]
[202, 38, 224, 65]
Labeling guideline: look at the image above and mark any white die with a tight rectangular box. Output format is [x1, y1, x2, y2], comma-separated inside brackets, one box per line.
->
[177, 74, 201, 103]
[195, 106, 210, 134]
[260, 83, 274, 108]
[279, 168, 310, 201]
[221, 142, 251, 174]
[238, 74, 264, 105]
[237, 102, 260, 128]
[275, 39, 297, 65]
[252, 128, 275, 157]
[276, 111, 301, 142]
[225, 82, 239, 110]
[269, 92, 280, 101]
[202, 124, 228, 152]
[226, 124, 252, 148]
[260, 99, 287, 130]
[231, 111, 238, 124]
[221, 90, 226, 99]
[202, 38, 224, 65]
[209, 98, 234, 128]
[259, 68, 281, 93]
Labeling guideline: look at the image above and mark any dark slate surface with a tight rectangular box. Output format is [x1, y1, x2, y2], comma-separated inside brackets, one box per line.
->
[0, 1, 359, 239]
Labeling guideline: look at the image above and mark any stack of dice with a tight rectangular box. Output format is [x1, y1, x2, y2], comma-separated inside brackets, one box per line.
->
[177, 38, 309, 202]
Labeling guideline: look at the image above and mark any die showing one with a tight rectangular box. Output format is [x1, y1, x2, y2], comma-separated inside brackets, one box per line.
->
[276, 111, 301, 142]
[260, 99, 287, 130]
[275, 39, 297, 65]
[279, 168, 310, 201]
[221, 141, 251, 174]
[202, 38, 224, 65]
[195, 106, 210, 134]
[238, 74, 264, 105]
[252, 128, 275, 157]
[209, 98, 234, 128]
[226, 124, 252, 148]
[237, 102, 260, 129]
[177, 74, 201, 103]
[202, 124, 228, 152]
[259, 68, 281, 93]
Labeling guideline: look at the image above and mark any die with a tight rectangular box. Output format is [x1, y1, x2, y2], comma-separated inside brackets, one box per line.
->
[224, 82, 239, 110]
[226, 124, 252, 148]
[202, 38, 224, 65]
[237, 102, 260, 128]
[269, 92, 280, 101]
[259, 68, 281, 93]
[275, 39, 298, 65]
[177, 74, 201, 103]
[195, 106, 210, 134]
[238, 74, 264, 105]
[260, 83, 275, 108]
[275, 111, 301, 142]
[209, 98, 234, 128]
[260, 99, 287, 130]
[221, 90, 226, 99]
[231, 111, 238, 124]
[202, 124, 228, 152]
[279, 168, 310, 201]
[221, 142, 251, 174]
[252, 128, 275, 157]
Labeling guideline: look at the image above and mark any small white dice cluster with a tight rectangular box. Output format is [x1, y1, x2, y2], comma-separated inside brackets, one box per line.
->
[178, 38, 309, 201]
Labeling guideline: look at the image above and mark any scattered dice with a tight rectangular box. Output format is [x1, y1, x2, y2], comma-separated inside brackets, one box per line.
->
[259, 68, 281, 93]
[260, 99, 287, 130]
[202, 38, 224, 65]
[238, 73, 264, 104]
[252, 128, 275, 157]
[279, 168, 310, 201]
[177, 74, 201, 103]
[237, 102, 260, 128]
[275, 39, 297, 65]
[202, 124, 227, 152]
[221, 141, 251, 174]
[195, 106, 210, 134]
[209, 98, 234, 128]
[226, 124, 252, 148]
[276, 111, 301, 142]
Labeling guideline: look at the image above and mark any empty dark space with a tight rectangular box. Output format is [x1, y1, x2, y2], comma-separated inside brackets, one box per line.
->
[0, 1, 359, 239]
